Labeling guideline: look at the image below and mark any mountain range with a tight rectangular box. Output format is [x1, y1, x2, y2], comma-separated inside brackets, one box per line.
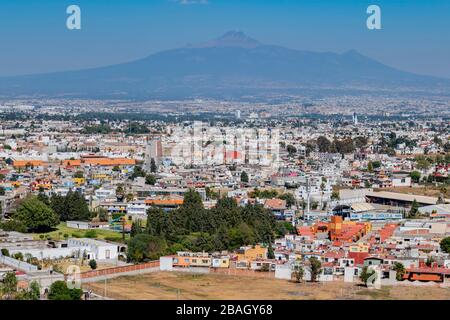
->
[1, 31, 449, 99]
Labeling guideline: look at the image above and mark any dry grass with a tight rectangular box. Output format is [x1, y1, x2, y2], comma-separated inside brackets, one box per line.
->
[50, 258, 118, 274]
[83, 272, 450, 300]
[375, 186, 448, 198]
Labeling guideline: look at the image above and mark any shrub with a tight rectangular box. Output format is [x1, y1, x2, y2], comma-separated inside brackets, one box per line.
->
[48, 281, 82, 300]
[104, 236, 121, 242]
[0, 220, 27, 233]
[84, 230, 97, 238]
[89, 259, 97, 270]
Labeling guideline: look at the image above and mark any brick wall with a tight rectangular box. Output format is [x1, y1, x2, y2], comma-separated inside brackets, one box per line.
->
[80, 261, 160, 279]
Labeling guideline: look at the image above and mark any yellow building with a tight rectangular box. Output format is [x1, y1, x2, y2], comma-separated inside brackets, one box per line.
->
[349, 243, 370, 253]
[211, 256, 231, 268]
[173, 252, 211, 268]
[93, 174, 112, 181]
[236, 245, 267, 261]
[72, 177, 86, 186]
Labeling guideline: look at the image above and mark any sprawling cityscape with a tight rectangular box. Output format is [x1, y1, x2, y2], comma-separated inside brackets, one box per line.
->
[0, 98, 448, 301]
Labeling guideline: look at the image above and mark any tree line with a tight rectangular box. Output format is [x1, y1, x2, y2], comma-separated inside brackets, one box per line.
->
[127, 190, 293, 262]
[1, 190, 93, 233]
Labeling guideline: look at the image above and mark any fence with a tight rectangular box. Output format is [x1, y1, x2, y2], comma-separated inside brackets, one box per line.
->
[0, 254, 39, 272]
[210, 267, 275, 279]
[79, 260, 160, 282]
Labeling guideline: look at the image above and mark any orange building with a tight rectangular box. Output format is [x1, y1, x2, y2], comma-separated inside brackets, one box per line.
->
[13, 160, 47, 168]
[145, 198, 184, 209]
[63, 157, 136, 167]
[313, 216, 371, 243]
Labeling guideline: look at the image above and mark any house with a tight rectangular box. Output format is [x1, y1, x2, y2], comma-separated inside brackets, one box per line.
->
[235, 245, 268, 261]
[363, 256, 384, 267]
[403, 262, 450, 283]
[211, 256, 231, 268]
[264, 198, 287, 219]
[66, 221, 110, 230]
[171, 252, 211, 268]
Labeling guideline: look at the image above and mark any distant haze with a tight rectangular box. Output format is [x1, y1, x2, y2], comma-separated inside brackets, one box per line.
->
[0, 0, 449, 79]
[1, 31, 449, 100]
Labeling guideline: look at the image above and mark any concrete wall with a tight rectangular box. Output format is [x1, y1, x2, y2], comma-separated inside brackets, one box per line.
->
[0, 254, 38, 272]
[80, 261, 160, 283]
[275, 265, 292, 280]
[159, 256, 174, 271]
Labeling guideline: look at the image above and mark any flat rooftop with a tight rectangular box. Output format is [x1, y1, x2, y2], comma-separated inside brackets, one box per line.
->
[366, 191, 449, 205]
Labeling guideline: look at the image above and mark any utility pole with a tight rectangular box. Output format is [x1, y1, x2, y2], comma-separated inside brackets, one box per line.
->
[122, 217, 125, 242]
[306, 176, 311, 221]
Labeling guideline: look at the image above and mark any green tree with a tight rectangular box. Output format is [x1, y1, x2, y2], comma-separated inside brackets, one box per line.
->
[89, 259, 97, 270]
[409, 199, 420, 218]
[127, 234, 168, 263]
[278, 193, 296, 207]
[14, 196, 59, 232]
[48, 281, 82, 300]
[331, 191, 340, 201]
[37, 192, 50, 206]
[84, 230, 97, 238]
[16, 281, 41, 300]
[292, 265, 304, 283]
[240, 171, 249, 183]
[131, 166, 146, 179]
[367, 161, 374, 173]
[267, 241, 275, 259]
[286, 145, 297, 156]
[440, 237, 450, 253]
[51, 191, 91, 222]
[1, 272, 17, 299]
[150, 158, 157, 173]
[416, 157, 431, 170]
[393, 262, 405, 281]
[426, 256, 435, 267]
[309, 257, 322, 282]
[360, 266, 375, 287]
[410, 171, 421, 183]
[97, 208, 109, 222]
[316, 136, 331, 153]
[145, 174, 157, 185]
[131, 220, 143, 237]
[182, 189, 204, 210]
[0, 186, 5, 196]
[0, 220, 27, 233]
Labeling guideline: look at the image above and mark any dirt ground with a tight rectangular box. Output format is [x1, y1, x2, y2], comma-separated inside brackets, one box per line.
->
[50, 259, 118, 274]
[374, 186, 448, 198]
[83, 272, 450, 300]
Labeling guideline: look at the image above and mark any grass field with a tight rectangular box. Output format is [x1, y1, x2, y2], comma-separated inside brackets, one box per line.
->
[30, 223, 129, 242]
[83, 272, 450, 300]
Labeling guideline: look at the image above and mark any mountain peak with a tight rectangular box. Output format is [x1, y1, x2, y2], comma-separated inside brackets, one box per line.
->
[189, 31, 261, 49]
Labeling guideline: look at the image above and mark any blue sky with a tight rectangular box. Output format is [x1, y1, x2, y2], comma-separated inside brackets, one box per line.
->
[0, 0, 449, 78]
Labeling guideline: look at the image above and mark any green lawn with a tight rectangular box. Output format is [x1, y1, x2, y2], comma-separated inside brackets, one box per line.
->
[31, 223, 129, 243]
